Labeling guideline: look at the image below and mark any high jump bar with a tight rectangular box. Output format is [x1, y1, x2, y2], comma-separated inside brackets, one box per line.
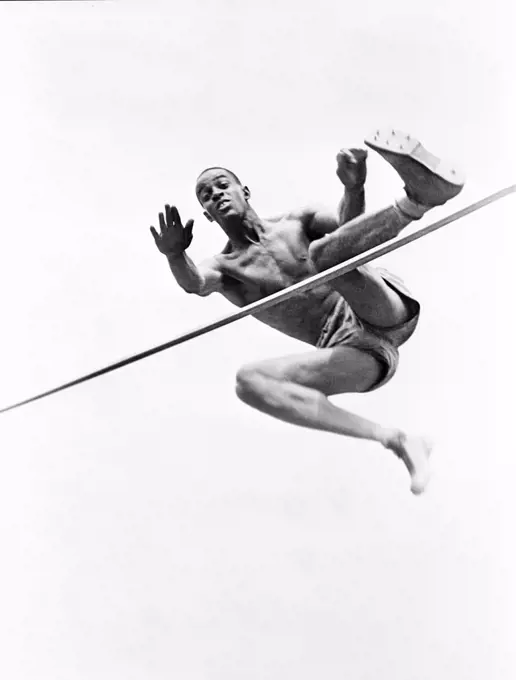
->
[1, 183, 515, 415]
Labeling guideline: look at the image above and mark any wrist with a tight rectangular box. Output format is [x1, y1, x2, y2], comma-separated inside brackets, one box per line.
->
[344, 184, 365, 194]
[166, 250, 186, 262]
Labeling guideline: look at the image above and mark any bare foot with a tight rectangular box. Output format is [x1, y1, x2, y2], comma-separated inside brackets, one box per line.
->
[364, 129, 465, 206]
[387, 432, 433, 495]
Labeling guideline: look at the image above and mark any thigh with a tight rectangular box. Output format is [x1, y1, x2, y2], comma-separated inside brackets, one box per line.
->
[243, 346, 384, 396]
[329, 265, 411, 328]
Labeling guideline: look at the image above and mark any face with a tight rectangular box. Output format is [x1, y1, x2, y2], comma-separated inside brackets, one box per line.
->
[195, 169, 250, 223]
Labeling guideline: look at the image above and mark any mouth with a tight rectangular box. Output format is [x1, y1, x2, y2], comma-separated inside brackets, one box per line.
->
[216, 200, 232, 212]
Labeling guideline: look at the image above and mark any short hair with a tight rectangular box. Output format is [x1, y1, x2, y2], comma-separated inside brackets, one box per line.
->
[196, 166, 242, 187]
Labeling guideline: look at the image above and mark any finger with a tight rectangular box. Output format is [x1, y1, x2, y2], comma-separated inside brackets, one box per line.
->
[150, 226, 160, 242]
[337, 149, 357, 165]
[170, 206, 182, 228]
[165, 204, 172, 226]
[159, 212, 166, 233]
[184, 218, 194, 243]
[348, 147, 368, 161]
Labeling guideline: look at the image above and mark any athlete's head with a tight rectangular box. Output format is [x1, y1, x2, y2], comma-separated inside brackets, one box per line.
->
[195, 167, 251, 224]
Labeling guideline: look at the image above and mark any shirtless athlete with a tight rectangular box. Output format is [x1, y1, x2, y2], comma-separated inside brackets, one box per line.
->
[150, 129, 464, 495]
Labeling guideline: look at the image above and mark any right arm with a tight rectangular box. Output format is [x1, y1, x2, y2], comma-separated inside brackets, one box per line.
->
[150, 204, 222, 296]
[166, 252, 222, 296]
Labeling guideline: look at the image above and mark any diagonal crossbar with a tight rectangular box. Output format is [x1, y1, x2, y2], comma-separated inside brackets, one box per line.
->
[1, 184, 515, 415]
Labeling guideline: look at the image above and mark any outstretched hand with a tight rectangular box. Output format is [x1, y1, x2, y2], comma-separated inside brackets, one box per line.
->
[336, 148, 368, 190]
[150, 205, 194, 256]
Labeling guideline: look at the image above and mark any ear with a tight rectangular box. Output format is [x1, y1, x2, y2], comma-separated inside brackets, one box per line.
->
[203, 210, 214, 222]
[243, 185, 251, 201]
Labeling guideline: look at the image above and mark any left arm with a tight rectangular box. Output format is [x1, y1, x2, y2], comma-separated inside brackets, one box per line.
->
[303, 148, 367, 240]
[337, 186, 365, 224]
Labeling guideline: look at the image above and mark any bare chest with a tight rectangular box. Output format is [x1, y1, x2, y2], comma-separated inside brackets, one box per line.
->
[217, 220, 313, 304]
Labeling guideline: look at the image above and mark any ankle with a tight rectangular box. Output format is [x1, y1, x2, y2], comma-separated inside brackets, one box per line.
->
[379, 428, 405, 452]
[394, 195, 429, 220]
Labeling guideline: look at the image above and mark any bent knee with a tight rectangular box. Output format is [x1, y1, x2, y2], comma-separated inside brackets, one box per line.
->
[308, 235, 351, 273]
[307, 237, 327, 272]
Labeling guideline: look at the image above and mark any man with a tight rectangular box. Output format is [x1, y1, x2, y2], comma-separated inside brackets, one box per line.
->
[150, 129, 464, 495]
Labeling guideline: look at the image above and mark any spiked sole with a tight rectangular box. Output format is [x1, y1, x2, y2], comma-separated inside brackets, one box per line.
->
[364, 129, 465, 206]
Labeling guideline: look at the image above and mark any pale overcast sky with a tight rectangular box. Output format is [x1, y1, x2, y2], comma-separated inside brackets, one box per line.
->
[0, 1, 515, 679]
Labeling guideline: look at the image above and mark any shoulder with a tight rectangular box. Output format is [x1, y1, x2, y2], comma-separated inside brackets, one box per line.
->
[208, 242, 236, 274]
[199, 252, 224, 274]
[264, 205, 324, 227]
[209, 240, 234, 263]
[269, 205, 317, 222]
[278, 204, 338, 240]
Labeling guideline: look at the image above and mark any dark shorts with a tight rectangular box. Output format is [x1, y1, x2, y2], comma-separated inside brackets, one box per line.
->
[316, 266, 420, 391]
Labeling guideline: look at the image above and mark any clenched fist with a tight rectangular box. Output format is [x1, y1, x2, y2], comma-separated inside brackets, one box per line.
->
[336, 148, 367, 190]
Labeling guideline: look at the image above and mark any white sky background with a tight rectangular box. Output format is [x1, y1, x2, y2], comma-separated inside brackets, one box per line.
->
[0, 0, 515, 678]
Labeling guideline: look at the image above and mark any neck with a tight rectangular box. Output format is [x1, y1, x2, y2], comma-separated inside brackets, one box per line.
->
[219, 206, 264, 246]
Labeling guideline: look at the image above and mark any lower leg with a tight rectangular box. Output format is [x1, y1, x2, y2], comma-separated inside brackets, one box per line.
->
[236, 370, 432, 495]
[236, 370, 398, 446]
[311, 127, 465, 273]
